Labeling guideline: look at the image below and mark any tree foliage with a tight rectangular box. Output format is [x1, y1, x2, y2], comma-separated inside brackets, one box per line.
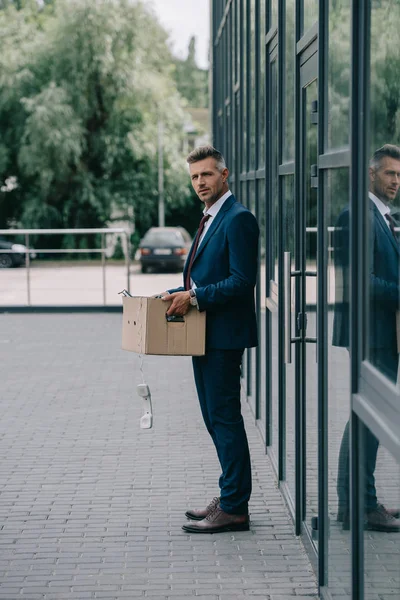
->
[173, 37, 209, 109]
[0, 0, 202, 248]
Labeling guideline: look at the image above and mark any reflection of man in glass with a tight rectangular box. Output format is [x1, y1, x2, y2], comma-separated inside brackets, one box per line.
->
[333, 144, 400, 532]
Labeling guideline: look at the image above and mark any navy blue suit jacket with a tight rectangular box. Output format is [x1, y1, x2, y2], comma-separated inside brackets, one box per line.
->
[332, 200, 400, 351]
[169, 194, 259, 350]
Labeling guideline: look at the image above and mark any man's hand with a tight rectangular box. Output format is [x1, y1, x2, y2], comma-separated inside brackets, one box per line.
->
[162, 291, 191, 316]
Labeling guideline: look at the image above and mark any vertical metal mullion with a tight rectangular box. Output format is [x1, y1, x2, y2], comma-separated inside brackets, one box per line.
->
[245, 0, 252, 397]
[294, 0, 303, 538]
[350, 0, 370, 598]
[232, 0, 236, 194]
[229, 8, 234, 174]
[211, 1, 217, 145]
[317, 0, 329, 588]
[264, 21, 271, 448]
[246, 0, 251, 177]
[300, 85, 307, 525]
[254, 0, 261, 421]
[277, 0, 285, 482]
[265, 46, 274, 447]
[239, 0, 244, 180]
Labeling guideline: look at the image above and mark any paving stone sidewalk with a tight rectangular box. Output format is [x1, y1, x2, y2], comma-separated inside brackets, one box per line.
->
[0, 313, 318, 600]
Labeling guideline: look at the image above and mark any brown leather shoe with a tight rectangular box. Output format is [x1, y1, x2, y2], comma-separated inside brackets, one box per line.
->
[366, 505, 400, 532]
[339, 503, 400, 530]
[185, 497, 220, 521]
[182, 506, 249, 534]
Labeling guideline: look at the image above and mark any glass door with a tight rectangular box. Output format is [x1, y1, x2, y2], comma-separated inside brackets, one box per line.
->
[266, 41, 279, 466]
[282, 52, 319, 543]
[302, 68, 319, 544]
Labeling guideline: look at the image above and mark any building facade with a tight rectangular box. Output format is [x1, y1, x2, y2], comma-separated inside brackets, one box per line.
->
[210, 1, 400, 598]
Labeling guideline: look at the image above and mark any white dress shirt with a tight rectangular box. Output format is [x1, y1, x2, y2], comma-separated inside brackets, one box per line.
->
[369, 192, 391, 230]
[198, 190, 233, 247]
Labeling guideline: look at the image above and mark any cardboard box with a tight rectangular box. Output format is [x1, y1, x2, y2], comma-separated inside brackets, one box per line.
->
[122, 296, 206, 356]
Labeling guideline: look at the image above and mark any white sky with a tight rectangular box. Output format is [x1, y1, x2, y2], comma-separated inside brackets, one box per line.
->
[144, 0, 210, 69]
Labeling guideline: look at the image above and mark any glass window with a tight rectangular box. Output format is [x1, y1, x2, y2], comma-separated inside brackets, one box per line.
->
[241, 180, 247, 211]
[250, 0, 256, 168]
[304, 79, 319, 538]
[258, 0, 266, 168]
[366, 1, 400, 386]
[283, 0, 295, 161]
[270, 0, 278, 31]
[283, 174, 296, 500]
[363, 431, 400, 599]
[303, 0, 318, 34]
[270, 57, 278, 283]
[328, 168, 351, 596]
[326, 0, 350, 149]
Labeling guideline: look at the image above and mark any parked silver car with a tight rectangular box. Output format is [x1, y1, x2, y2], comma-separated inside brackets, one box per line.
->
[139, 227, 192, 273]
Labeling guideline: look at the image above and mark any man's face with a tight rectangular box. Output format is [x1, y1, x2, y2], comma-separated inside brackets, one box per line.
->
[189, 157, 229, 206]
[369, 156, 400, 204]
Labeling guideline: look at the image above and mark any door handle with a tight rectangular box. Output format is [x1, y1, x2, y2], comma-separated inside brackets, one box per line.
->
[284, 251, 292, 364]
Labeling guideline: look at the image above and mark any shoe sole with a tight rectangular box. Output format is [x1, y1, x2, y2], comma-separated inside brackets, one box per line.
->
[184, 512, 205, 521]
[182, 522, 250, 534]
[343, 521, 400, 532]
[366, 524, 400, 532]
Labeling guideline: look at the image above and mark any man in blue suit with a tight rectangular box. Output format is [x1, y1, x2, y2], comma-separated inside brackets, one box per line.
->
[333, 144, 400, 531]
[161, 145, 259, 533]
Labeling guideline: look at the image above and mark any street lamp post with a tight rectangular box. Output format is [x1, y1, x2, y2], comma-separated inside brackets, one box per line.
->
[158, 118, 165, 227]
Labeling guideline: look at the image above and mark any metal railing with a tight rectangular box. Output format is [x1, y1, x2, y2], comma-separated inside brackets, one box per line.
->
[0, 228, 131, 306]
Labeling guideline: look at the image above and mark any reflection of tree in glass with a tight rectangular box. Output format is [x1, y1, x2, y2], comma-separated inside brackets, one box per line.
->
[328, 0, 351, 148]
[370, 1, 400, 146]
[369, 0, 400, 214]
[328, 0, 400, 155]
[284, 0, 295, 160]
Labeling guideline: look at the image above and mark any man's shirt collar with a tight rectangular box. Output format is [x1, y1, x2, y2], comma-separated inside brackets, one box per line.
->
[203, 190, 232, 217]
[369, 191, 391, 217]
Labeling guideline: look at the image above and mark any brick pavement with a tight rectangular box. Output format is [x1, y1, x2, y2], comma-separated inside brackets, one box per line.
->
[0, 313, 318, 600]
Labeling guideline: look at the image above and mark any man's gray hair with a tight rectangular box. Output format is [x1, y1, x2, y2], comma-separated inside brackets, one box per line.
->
[370, 144, 400, 170]
[186, 145, 227, 172]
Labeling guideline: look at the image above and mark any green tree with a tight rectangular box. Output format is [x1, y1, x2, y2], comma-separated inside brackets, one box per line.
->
[173, 37, 209, 108]
[0, 0, 194, 247]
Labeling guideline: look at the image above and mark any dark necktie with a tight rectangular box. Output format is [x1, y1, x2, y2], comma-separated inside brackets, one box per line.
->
[184, 214, 211, 290]
[385, 213, 398, 240]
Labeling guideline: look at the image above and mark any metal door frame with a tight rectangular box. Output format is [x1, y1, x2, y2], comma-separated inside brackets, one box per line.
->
[294, 42, 320, 569]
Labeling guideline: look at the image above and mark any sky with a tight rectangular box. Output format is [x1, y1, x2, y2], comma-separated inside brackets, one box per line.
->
[144, 0, 210, 70]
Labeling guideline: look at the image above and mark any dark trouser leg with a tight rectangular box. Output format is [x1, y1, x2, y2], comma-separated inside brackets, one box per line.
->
[192, 349, 251, 515]
[192, 355, 225, 491]
[337, 348, 398, 514]
[363, 424, 379, 511]
[337, 420, 379, 513]
[363, 349, 397, 510]
[337, 420, 350, 514]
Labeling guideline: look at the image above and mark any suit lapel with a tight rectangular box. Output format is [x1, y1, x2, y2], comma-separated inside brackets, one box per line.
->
[194, 195, 236, 262]
[371, 202, 400, 256]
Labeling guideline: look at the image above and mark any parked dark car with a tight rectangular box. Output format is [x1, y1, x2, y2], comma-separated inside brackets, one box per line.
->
[139, 227, 192, 273]
[0, 238, 36, 268]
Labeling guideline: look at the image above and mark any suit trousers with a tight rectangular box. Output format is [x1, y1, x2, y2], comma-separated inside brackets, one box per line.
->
[337, 348, 398, 512]
[192, 349, 251, 515]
